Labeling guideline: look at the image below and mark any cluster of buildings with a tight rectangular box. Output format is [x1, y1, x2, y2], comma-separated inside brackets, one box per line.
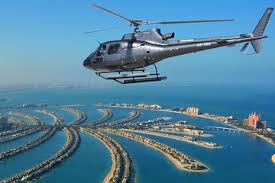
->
[185, 107, 201, 116]
[133, 117, 171, 128]
[15, 103, 48, 109]
[172, 106, 235, 124]
[5, 128, 80, 182]
[108, 102, 162, 110]
[0, 127, 41, 143]
[203, 113, 235, 124]
[81, 128, 131, 183]
[63, 108, 87, 125]
[182, 128, 204, 136]
[136, 103, 162, 110]
[243, 112, 267, 129]
[91, 109, 113, 126]
[9, 112, 44, 126]
[36, 110, 64, 125]
[114, 111, 141, 126]
[168, 121, 204, 136]
[0, 127, 56, 160]
[107, 129, 207, 171]
[109, 103, 134, 108]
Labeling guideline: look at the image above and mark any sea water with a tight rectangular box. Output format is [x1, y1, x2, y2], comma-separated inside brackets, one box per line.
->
[0, 85, 274, 182]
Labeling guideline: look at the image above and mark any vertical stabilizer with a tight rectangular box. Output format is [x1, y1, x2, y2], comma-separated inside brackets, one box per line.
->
[253, 7, 273, 36]
[251, 7, 273, 53]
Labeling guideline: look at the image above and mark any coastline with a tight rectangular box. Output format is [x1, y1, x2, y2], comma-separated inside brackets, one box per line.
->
[159, 129, 213, 138]
[121, 129, 221, 149]
[106, 129, 209, 173]
[80, 129, 116, 183]
[146, 138, 208, 173]
[102, 141, 116, 183]
[101, 104, 275, 147]
[254, 133, 275, 146]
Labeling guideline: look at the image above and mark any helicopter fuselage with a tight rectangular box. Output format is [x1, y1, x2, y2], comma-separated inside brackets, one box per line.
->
[83, 28, 265, 72]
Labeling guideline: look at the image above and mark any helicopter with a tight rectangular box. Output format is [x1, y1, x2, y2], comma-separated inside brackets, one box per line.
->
[83, 4, 273, 84]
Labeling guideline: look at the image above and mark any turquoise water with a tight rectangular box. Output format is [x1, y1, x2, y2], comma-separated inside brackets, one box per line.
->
[77, 105, 101, 123]
[32, 110, 55, 125]
[0, 131, 43, 152]
[0, 86, 274, 182]
[110, 131, 275, 183]
[0, 132, 66, 180]
[38, 132, 111, 183]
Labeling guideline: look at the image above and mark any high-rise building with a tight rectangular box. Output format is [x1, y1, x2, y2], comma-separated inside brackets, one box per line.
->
[243, 112, 267, 129]
[186, 107, 201, 116]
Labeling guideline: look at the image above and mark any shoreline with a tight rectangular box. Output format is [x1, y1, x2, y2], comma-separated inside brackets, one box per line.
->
[98, 138, 116, 183]
[87, 109, 113, 126]
[62, 108, 87, 125]
[106, 129, 209, 173]
[254, 133, 275, 146]
[148, 138, 208, 173]
[3, 127, 80, 182]
[121, 129, 221, 149]
[100, 104, 275, 147]
[80, 128, 116, 183]
[159, 129, 213, 138]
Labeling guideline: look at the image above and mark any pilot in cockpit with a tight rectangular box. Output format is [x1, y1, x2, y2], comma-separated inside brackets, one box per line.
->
[96, 44, 107, 57]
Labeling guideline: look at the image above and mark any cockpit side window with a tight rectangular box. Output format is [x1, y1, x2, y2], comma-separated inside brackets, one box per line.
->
[108, 44, 120, 54]
[96, 44, 107, 57]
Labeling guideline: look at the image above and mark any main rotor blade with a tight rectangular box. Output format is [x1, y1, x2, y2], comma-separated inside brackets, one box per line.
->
[84, 26, 121, 34]
[91, 4, 133, 23]
[147, 19, 235, 25]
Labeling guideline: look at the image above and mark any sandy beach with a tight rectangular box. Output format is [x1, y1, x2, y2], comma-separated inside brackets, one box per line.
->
[80, 129, 116, 183]
[254, 133, 275, 146]
[102, 143, 116, 183]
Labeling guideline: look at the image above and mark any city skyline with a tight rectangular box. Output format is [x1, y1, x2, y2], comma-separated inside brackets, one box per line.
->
[0, 0, 274, 88]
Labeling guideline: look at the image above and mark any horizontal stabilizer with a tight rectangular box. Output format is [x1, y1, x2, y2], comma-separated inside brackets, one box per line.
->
[240, 42, 250, 52]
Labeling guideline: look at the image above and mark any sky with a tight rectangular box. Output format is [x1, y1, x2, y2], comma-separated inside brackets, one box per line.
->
[0, 0, 274, 88]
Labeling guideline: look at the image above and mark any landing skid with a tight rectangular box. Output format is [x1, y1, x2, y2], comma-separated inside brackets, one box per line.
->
[95, 65, 167, 84]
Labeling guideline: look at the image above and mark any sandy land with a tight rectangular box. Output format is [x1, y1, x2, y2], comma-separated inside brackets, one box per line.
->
[254, 134, 275, 147]
[80, 129, 116, 183]
[109, 129, 208, 173]
[121, 129, 221, 149]
[230, 126, 275, 147]
[102, 145, 116, 183]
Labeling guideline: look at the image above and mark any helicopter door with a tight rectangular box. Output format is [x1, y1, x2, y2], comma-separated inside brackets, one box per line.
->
[105, 43, 122, 66]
